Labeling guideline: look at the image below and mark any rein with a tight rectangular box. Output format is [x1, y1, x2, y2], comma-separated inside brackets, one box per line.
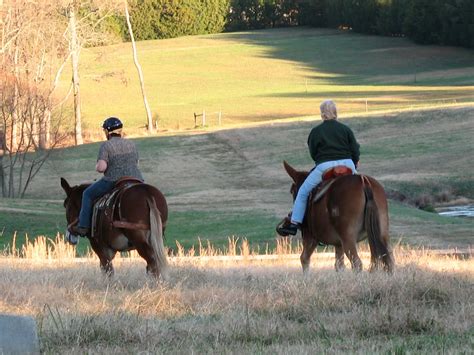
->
[67, 217, 79, 230]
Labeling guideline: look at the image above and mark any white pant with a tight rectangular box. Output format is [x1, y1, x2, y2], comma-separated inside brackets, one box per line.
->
[291, 159, 356, 224]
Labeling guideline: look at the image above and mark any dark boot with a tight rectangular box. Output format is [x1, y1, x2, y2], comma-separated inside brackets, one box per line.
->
[70, 225, 90, 237]
[276, 222, 299, 236]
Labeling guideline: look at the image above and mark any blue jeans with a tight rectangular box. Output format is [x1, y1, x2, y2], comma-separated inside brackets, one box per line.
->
[78, 178, 115, 228]
[291, 159, 357, 224]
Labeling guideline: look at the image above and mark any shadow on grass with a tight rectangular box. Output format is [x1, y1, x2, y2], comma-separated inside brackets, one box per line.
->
[216, 28, 474, 88]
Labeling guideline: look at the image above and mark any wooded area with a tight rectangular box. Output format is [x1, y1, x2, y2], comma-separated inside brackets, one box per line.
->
[112, 0, 473, 48]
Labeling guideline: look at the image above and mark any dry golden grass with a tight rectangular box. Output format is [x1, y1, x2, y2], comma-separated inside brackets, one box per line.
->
[0, 238, 472, 353]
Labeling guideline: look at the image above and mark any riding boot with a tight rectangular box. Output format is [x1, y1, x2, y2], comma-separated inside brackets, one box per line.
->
[277, 222, 300, 236]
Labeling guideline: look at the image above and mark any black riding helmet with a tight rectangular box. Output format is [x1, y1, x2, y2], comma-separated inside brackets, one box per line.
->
[102, 117, 123, 132]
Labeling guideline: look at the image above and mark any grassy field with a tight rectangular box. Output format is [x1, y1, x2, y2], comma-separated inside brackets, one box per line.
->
[1, 27, 473, 253]
[0, 27, 473, 353]
[1, 106, 472, 254]
[57, 27, 474, 133]
[0, 248, 472, 353]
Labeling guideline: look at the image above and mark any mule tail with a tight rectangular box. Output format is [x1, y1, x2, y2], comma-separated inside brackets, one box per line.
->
[146, 196, 169, 280]
[363, 184, 392, 272]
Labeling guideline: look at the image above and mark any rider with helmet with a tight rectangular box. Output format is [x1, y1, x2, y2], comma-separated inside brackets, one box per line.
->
[70, 117, 144, 238]
[277, 100, 360, 236]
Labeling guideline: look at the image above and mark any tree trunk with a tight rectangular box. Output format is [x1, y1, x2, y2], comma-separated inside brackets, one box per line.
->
[0, 127, 5, 197]
[39, 109, 50, 150]
[69, 5, 83, 145]
[124, 2, 154, 132]
[11, 46, 19, 151]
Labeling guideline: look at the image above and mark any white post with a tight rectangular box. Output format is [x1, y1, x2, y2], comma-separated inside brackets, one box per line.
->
[202, 110, 206, 126]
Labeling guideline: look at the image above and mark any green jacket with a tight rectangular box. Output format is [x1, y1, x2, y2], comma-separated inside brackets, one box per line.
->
[307, 120, 360, 166]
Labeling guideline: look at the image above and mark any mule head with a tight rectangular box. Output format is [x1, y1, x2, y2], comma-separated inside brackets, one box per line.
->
[60, 178, 87, 226]
[283, 161, 309, 200]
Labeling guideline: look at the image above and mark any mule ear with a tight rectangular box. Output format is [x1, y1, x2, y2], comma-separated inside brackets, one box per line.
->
[283, 160, 298, 182]
[60, 177, 72, 195]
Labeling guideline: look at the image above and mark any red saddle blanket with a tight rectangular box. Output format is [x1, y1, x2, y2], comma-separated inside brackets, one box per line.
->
[309, 165, 354, 204]
[322, 165, 353, 181]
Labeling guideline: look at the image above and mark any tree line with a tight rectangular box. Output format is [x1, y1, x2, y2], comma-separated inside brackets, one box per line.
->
[109, 0, 473, 48]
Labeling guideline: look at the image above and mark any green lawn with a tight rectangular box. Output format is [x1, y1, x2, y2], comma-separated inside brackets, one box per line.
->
[1, 106, 473, 254]
[57, 28, 474, 132]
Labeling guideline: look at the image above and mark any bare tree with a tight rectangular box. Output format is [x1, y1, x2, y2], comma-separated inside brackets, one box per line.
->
[124, 1, 154, 132]
[0, 1, 68, 197]
[67, 3, 83, 145]
[0, 71, 66, 198]
[59, 0, 122, 145]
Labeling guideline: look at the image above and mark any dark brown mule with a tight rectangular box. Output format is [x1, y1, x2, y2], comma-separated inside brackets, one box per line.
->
[60, 178, 169, 280]
[281, 161, 394, 273]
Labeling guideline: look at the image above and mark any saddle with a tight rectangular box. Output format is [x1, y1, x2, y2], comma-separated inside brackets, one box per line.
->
[91, 177, 145, 239]
[310, 165, 354, 204]
[276, 166, 355, 241]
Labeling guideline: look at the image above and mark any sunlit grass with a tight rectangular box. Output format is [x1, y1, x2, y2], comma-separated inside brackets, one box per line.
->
[0, 243, 472, 353]
[57, 28, 474, 133]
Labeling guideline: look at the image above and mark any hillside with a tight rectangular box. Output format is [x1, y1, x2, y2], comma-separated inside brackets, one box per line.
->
[1, 106, 472, 253]
[57, 27, 474, 134]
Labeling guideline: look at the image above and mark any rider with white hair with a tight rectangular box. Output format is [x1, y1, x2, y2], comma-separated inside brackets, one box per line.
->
[277, 100, 360, 236]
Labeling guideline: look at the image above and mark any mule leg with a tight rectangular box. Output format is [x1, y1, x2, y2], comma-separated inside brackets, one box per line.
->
[99, 256, 115, 276]
[335, 245, 346, 272]
[341, 239, 362, 272]
[382, 246, 395, 274]
[368, 253, 379, 272]
[381, 231, 395, 273]
[91, 242, 116, 277]
[300, 238, 318, 274]
[127, 230, 161, 279]
[138, 245, 160, 279]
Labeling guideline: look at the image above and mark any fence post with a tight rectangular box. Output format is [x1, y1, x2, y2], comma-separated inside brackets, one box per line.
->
[202, 110, 206, 126]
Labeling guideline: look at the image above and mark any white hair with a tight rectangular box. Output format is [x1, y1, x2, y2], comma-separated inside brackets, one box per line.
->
[320, 100, 338, 120]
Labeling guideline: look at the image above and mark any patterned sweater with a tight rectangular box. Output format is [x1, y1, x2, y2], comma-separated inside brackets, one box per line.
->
[97, 136, 144, 182]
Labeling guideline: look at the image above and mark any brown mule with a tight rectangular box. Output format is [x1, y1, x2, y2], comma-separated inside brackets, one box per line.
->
[61, 178, 169, 280]
[281, 161, 394, 273]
